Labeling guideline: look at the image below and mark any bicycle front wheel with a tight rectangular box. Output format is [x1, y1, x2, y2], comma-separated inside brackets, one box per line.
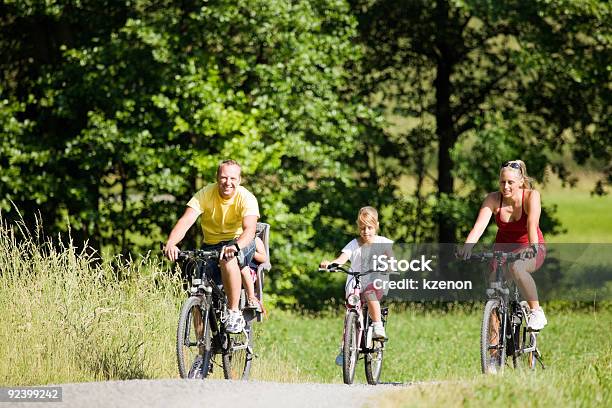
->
[343, 311, 359, 385]
[177, 296, 213, 379]
[222, 319, 253, 380]
[481, 299, 506, 374]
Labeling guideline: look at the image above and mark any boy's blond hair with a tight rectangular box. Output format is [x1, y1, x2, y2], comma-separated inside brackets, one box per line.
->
[357, 206, 379, 231]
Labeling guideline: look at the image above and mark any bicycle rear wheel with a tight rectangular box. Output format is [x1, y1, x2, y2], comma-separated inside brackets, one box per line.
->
[222, 318, 253, 380]
[342, 311, 359, 385]
[481, 299, 506, 374]
[177, 296, 213, 379]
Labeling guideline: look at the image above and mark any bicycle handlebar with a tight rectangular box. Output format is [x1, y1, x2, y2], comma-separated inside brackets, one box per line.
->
[319, 263, 398, 276]
[176, 249, 221, 262]
[465, 250, 527, 263]
[160, 242, 221, 262]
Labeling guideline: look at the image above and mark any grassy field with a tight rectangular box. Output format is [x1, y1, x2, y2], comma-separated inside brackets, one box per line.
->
[1, 222, 610, 406]
[1, 172, 610, 406]
[539, 172, 612, 243]
[254, 307, 611, 407]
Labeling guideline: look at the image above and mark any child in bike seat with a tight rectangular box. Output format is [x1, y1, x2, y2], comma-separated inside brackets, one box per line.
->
[241, 236, 267, 312]
[319, 206, 394, 365]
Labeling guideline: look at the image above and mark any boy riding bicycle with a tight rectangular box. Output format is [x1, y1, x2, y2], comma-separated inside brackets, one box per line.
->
[320, 206, 393, 365]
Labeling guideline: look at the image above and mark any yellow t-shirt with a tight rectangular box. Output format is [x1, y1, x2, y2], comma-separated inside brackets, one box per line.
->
[187, 183, 260, 244]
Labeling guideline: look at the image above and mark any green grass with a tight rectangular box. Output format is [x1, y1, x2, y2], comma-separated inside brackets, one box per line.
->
[1, 219, 610, 407]
[373, 308, 611, 407]
[540, 175, 612, 243]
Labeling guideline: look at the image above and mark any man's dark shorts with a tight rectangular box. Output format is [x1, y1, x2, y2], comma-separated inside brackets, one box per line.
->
[197, 239, 256, 285]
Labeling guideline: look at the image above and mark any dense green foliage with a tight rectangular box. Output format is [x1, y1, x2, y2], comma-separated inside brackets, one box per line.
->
[1, 0, 610, 306]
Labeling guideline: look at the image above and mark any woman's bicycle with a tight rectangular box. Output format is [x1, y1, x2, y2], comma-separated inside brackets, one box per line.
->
[320, 263, 388, 385]
[468, 250, 545, 374]
[175, 248, 255, 380]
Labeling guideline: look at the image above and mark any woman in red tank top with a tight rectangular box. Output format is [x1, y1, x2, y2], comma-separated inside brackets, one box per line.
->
[458, 160, 547, 331]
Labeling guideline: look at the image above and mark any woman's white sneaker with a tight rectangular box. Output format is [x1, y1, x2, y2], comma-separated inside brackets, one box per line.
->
[527, 308, 547, 331]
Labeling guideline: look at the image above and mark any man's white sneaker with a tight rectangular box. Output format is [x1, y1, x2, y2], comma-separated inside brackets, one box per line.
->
[225, 310, 245, 333]
[372, 323, 386, 339]
[527, 308, 547, 331]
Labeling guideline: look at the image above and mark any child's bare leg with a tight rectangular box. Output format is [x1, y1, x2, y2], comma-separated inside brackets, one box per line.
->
[366, 298, 386, 338]
[240, 266, 256, 300]
[367, 299, 382, 322]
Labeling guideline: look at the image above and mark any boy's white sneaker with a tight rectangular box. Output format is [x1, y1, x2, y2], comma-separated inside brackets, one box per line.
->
[372, 323, 386, 339]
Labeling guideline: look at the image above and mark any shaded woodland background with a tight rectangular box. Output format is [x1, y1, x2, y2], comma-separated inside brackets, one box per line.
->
[1, 0, 610, 306]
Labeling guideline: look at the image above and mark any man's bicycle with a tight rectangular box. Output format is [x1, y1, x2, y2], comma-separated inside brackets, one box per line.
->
[320, 263, 388, 385]
[175, 248, 255, 380]
[468, 250, 545, 374]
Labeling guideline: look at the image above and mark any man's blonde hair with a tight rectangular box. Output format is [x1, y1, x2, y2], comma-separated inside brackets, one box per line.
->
[216, 159, 242, 178]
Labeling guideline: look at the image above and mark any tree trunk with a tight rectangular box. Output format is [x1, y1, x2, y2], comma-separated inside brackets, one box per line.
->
[434, 0, 458, 243]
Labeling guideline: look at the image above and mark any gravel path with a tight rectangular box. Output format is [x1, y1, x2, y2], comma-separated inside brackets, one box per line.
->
[4, 379, 411, 408]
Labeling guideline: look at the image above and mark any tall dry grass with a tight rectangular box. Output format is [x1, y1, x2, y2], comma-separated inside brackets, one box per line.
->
[0, 217, 182, 385]
[0, 217, 321, 385]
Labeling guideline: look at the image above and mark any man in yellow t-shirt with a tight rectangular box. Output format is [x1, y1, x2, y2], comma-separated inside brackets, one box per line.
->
[164, 160, 259, 335]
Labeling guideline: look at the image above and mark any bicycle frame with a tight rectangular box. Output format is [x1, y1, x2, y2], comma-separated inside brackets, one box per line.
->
[344, 273, 366, 352]
[472, 250, 544, 372]
[176, 249, 254, 380]
[322, 264, 388, 384]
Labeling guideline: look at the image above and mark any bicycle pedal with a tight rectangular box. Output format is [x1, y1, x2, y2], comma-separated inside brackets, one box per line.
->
[527, 328, 540, 333]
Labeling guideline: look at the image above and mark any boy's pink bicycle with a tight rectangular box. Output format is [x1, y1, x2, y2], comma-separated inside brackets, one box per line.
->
[320, 263, 389, 385]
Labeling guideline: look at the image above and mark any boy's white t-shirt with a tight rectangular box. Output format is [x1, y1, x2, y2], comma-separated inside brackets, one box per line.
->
[341, 235, 393, 296]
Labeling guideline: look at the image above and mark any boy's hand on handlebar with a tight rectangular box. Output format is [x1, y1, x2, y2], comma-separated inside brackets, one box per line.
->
[319, 260, 331, 269]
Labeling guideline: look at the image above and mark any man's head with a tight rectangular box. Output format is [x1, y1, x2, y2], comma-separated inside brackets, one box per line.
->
[216, 160, 242, 199]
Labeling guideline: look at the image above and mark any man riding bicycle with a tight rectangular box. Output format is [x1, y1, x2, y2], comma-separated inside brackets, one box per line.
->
[164, 159, 260, 333]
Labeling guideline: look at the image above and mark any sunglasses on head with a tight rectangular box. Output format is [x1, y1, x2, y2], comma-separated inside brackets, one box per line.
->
[501, 161, 521, 171]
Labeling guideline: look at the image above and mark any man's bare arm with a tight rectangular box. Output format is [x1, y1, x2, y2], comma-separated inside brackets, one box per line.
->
[236, 215, 258, 250]
[164, 207, 200, 261]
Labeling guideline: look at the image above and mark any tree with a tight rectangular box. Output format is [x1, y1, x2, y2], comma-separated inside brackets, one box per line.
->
[0, 0, 373, 306]
[350, 0, 610, 241]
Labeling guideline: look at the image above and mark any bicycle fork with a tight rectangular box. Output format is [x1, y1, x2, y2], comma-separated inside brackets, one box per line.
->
[342, 309, 364, 354]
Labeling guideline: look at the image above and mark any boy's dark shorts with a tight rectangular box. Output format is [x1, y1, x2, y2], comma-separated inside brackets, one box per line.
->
[182, 239, 256, 286]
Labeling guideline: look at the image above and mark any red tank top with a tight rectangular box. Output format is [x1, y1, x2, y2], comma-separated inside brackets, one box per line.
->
[495, 190, 544, 244]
